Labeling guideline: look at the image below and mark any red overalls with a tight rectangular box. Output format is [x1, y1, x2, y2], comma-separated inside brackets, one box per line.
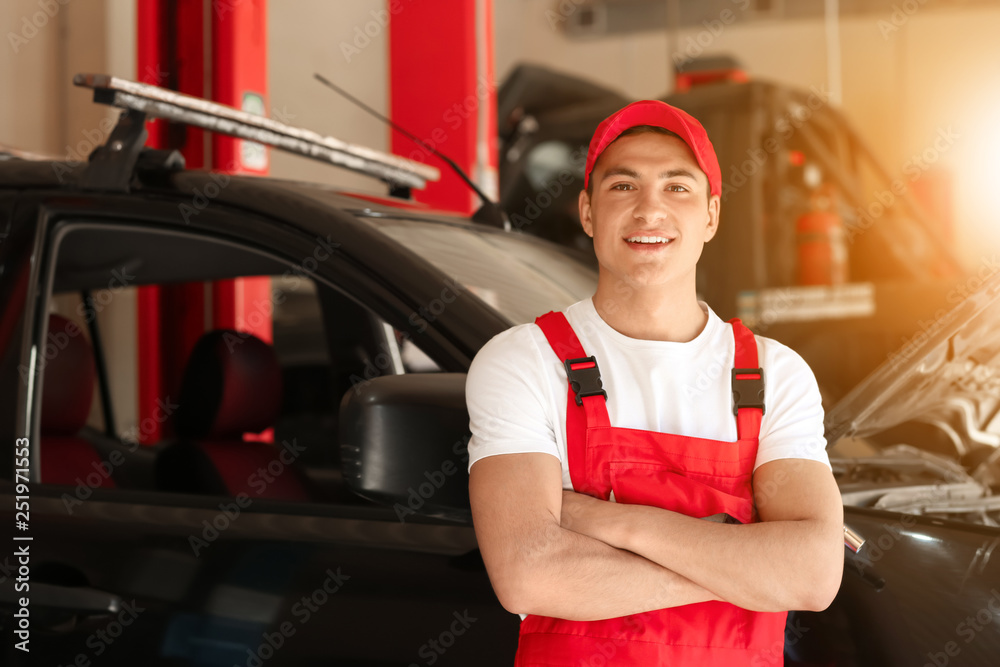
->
[514, 311, 787, 666]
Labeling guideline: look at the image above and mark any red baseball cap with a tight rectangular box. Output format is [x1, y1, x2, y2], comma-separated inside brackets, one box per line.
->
[584, 99, 722, 197]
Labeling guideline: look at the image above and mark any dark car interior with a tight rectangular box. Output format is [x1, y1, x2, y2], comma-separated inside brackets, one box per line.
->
[39, 222, 458, 513]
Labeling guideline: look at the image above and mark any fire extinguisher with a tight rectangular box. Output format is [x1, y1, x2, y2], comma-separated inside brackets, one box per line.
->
[796, 183, 848, 285]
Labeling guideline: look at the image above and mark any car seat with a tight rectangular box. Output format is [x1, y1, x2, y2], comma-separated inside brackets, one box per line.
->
[158, 329, 309, 501]
[39, 314, 115, 488]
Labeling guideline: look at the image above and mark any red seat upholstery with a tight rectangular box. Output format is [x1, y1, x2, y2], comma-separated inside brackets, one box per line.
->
[169, 329, 308, 501]
[40, 314, 114, 488]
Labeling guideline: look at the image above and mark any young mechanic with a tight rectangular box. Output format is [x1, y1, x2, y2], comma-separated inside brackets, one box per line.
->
[467, 100, 844, 665]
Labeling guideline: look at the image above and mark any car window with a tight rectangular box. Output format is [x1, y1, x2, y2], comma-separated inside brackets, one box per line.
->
[35, 222, 440, 505]
[368, 218, 598, 325]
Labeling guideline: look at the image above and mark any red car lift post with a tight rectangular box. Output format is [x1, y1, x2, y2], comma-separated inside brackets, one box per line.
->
[136, 0, 270, 443]
[389, 0, 498, 215]
[210, 0, 272, 349]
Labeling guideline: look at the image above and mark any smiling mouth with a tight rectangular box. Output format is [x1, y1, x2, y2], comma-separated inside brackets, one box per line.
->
[624, 235, 673, 244]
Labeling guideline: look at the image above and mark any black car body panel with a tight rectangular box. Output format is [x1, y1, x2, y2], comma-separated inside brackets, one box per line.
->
[796, 506, 1000, 666]
[0, 160, 528, 666]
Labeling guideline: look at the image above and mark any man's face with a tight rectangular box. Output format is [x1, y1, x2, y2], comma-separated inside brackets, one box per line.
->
[580, 131, 720, 293]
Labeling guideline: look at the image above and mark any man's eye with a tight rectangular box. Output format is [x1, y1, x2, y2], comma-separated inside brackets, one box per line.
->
[667, 184, 689, 192]
[611, 183, 635, 191]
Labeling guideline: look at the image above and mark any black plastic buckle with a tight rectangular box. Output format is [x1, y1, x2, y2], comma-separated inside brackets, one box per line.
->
[564, 356, 608, 406]
[732, 367, 765, 416]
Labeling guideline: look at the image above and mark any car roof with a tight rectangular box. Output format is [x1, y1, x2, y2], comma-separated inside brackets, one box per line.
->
[0, 152, 480, 230]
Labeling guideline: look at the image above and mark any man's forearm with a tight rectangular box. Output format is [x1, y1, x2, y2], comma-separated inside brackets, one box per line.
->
[470, 453, 719, 621]
[563, 499, 843, 612]
[623, 507, 841, 611]
[560, 460, 846, 612]
[507, 521, 719, 621]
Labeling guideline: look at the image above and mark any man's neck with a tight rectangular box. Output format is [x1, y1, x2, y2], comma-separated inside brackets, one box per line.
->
[591, 280, 708, 343]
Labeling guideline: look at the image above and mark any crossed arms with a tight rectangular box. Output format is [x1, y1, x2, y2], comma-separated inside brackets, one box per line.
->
[469, 453, 844, 622]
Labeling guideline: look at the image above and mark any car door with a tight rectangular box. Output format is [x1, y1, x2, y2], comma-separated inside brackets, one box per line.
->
[0, 190, 518, 667]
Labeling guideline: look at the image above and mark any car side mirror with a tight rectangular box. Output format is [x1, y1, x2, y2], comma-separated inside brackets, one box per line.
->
[339, 373, 471, 523]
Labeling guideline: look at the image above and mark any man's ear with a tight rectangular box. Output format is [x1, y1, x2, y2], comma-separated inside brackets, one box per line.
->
[704, 194, 721, 242]
[579, 189, 595, 238]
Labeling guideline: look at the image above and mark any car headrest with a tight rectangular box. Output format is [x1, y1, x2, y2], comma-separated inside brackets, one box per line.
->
[41, 314, 95, 435]
[176, 329, 283, 438]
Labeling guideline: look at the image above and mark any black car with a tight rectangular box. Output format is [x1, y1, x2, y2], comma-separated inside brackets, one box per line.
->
[1, 74, 999, 667]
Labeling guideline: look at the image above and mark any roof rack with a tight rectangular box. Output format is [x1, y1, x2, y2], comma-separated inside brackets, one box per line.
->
[74, 73, 439, 191]
[0, 144, 62, 162]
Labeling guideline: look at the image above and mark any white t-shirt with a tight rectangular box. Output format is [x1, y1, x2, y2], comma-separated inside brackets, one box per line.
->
[467, 298, 829, 488]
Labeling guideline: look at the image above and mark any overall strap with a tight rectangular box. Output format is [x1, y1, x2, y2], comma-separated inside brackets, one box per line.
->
[534, 312, 612, 492]
[729, 318, 764, 441]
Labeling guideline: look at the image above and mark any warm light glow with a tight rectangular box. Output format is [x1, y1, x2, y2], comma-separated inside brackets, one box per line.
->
[951, 100, 1000, 270]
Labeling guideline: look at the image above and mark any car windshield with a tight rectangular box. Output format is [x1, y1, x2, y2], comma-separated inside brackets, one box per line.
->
[367, 217, 597, 324]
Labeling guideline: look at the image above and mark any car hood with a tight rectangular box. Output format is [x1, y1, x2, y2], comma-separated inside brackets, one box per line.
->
[825, 265, 1000, 444]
